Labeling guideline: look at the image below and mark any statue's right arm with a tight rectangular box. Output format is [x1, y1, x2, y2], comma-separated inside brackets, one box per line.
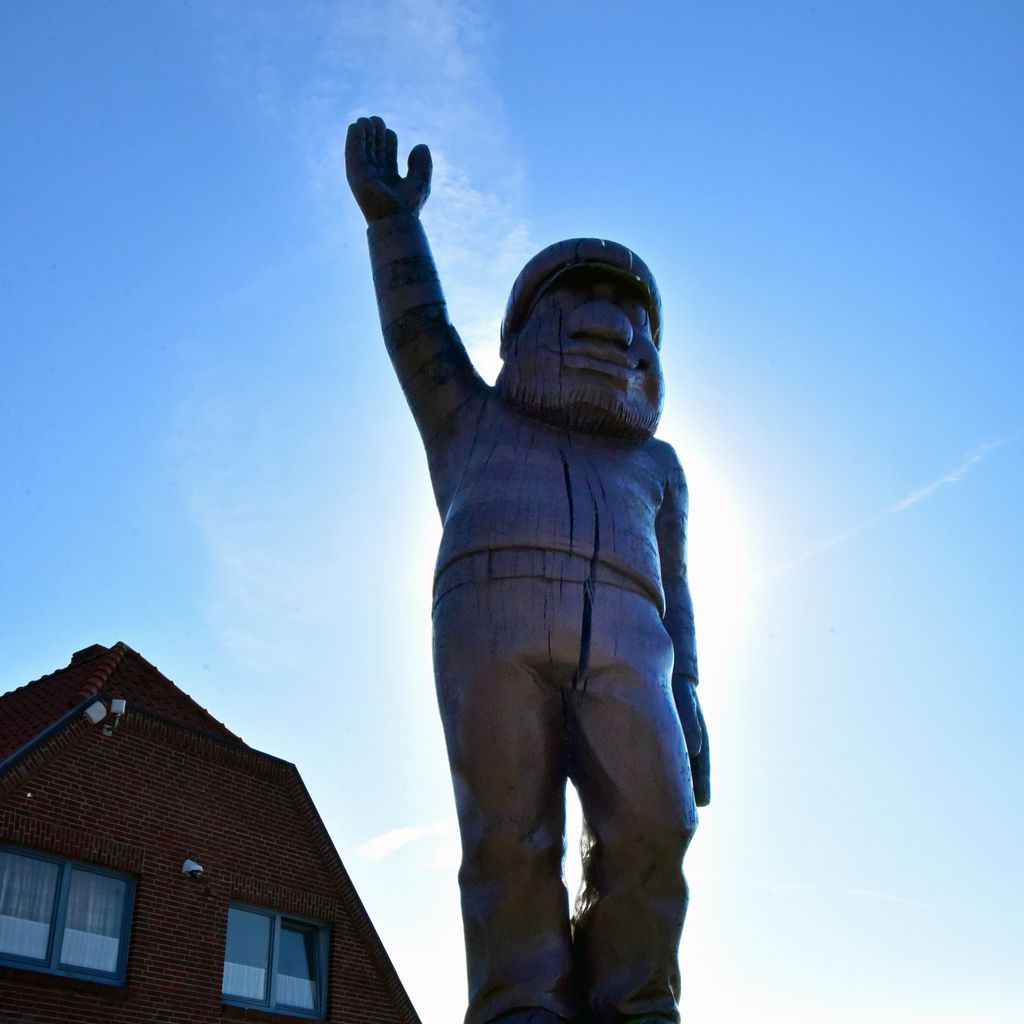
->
[367, 212, 485, 444]
[347, 117, 486, 449]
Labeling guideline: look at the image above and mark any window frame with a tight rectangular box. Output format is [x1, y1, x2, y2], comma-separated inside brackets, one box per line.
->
[221, 903, 329, 1019]
[0, 845, 135, 985]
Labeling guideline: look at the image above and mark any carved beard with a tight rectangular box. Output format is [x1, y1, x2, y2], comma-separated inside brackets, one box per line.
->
[496, 338, 664, 441]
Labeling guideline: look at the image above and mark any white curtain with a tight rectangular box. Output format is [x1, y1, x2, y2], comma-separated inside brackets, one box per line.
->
[223, 960, 267, 1000]
[58, 869, 124, 972]
[0, 852, 58, 959]
[277, 973, 316, 1009]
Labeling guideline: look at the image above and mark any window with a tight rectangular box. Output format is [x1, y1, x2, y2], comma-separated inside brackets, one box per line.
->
[0, 846, 133, 984]
[222, 905, 327, 1017]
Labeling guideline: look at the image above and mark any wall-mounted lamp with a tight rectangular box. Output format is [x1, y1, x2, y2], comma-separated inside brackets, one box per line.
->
[182, 859, 204, 880]
[83, 702, 106, 725]
[103, 698, 127, 736]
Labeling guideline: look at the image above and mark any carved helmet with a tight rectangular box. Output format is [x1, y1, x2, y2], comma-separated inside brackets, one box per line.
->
[500, 238, 662, 353]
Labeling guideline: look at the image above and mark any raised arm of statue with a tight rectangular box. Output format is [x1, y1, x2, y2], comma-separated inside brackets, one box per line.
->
[345, 116, 486, 465]
[656, 451, 711, 806]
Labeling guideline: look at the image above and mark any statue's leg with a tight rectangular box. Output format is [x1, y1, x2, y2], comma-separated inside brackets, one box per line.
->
[433, 578, 577, 1024]
[568, 585, 698, 1024]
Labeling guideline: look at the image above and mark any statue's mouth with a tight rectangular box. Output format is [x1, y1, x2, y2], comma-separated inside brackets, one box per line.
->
[553, 339, 649, 389]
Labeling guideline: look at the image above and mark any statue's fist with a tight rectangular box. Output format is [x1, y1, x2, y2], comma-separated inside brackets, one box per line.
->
[676, 678, 711, 807]
[345, 115, 432, 223]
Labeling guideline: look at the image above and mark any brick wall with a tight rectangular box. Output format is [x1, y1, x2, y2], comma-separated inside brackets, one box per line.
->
[0, 710, 418, 1024]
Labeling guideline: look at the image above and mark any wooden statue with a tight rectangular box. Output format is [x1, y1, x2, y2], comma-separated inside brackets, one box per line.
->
[347, 115, 709, 1024]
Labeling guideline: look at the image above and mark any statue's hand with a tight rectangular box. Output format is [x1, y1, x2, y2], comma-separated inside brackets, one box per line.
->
[677, 678, 711, 807]
[346, 115, 432, 223]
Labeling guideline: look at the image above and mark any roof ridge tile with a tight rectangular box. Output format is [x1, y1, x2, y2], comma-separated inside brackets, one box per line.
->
[74, 641, 130, 704]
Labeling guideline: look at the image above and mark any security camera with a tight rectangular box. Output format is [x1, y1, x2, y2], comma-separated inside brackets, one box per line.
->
[181, 859, 204, 879]
[83, 702, 106, 725]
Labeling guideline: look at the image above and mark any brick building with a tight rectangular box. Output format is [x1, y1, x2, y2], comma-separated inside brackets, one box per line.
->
[0, 642, 421, 1024]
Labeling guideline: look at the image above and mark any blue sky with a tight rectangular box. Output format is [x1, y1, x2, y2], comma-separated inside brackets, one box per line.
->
[2, 2, 1022, 1021]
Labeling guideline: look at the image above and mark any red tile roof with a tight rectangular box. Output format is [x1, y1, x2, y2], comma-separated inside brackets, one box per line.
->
[0, 642, 244, 760]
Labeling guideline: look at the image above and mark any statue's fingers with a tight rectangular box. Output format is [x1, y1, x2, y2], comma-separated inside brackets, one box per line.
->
[407, 143, 433, 193]
[345, 120, 368, 173]
[678, 680, 702, 754]
[361, 117, 375, 164]
[385, 129, 398, 174]
[681, 708, 702, 755]
[691, 740, 710, 807]
[691, 707, 710, 806]
[369, 115, 387, 166]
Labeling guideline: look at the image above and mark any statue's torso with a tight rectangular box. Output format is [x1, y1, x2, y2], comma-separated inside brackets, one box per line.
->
[431, 393, 674, 611]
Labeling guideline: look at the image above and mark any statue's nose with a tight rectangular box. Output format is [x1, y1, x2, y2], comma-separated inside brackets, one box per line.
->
[568, 301, 634, 348]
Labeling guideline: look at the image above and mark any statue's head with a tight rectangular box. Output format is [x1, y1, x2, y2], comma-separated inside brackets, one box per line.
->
[496, 239, 664, 440]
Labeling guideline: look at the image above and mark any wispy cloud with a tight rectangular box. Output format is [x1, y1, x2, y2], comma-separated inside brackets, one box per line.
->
[180, 1, 533, 666]
[201, 0, 535, 362]
[847, 887, 936, 911]
[886, 439, 1009, 513]
[694, 872, 936, 911]
[773, 880, 935, 909]
[327, 0, 535, 366]
[357, 820, 453, 862]
[760, 433, 1020, 581]
[277, 0, 536, 368]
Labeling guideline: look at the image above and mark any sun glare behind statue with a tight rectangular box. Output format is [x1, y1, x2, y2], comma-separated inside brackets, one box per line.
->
[658, 412, 753, 695]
